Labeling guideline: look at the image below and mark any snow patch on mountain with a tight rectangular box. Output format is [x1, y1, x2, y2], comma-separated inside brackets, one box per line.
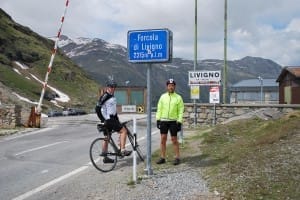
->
[11, 61, 70, 106]
[13, 68, 22, 75]
[12, 92, 38, 105]
[14, 61, 29, 69]
[58, 37, 73, 47]
[73, 37, 93, 45]
[29, 74, 70, 102]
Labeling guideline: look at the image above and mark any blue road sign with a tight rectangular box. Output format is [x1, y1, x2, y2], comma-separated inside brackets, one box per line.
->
[127, 29, 172, 63]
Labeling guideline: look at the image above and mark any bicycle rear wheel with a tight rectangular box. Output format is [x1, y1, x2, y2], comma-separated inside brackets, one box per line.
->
[127, 132, 144, 162]
[89, 138, 117, 172]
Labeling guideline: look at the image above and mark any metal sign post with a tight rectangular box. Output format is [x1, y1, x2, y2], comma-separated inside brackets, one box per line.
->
[190, 85, 200, 126]
[209, 86, 220, 125]
[146, 64, 153, 175]
[127, 28, 173, 176]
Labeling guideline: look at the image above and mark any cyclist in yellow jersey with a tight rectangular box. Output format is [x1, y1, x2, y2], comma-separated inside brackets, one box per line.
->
[156, 79, 184, 165]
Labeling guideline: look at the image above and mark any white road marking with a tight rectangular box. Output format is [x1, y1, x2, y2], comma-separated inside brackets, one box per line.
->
[0, 127, 54, 142]
[15, 141, 69, 156]
[12, 130, 159, 200]
[41, 170, 49, 174]
[12, 165, 89, 200]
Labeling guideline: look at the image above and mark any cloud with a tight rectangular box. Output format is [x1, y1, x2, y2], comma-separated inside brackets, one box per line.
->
[1, 0, 300, 66]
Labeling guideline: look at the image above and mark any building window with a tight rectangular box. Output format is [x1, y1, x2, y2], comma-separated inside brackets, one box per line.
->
[130, 90, 144, 105]
[115, 90, 127, 104]
[237, 92, 260, 101]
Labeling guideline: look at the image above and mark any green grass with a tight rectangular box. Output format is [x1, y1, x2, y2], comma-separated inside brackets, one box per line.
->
[151, 112, 300, 200]
[199, 113, 300, 200]
[0, 11, 100, 112]
[0, 63, 41, 98]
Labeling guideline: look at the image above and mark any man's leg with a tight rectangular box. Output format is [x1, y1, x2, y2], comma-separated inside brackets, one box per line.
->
[160, 134, 168, 158]
[156, 133, 167, 164]
[102, 140, 108, 153]
[156, 121, 168, 164]
[171, 136, 180, 158]
[101, 129, 109, 154]
[170, 122, 180, 165]
[118, 126, 132, 156]
[119, 127, 127, 150]
[101, 132, 114, 163]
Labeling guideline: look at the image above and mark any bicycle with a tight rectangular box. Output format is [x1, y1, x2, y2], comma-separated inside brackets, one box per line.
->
[89, 121, 144, 172]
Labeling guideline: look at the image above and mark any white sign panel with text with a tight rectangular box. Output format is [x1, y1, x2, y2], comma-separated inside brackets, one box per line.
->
[122, 105, 137, 113]
[189, 70, 221, 86]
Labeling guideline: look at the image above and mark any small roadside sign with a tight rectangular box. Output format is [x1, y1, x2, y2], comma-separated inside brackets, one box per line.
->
[209, 86, 220, 104]
[127, 29, 173, 63]
[190, 85, 200, 99]
[122, 105, 136, 113]
[137, 105, 145, 113]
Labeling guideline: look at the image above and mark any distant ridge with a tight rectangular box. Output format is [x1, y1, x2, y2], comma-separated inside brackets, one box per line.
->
[0, 7, 283, 107]
[58, 35, 282, 103]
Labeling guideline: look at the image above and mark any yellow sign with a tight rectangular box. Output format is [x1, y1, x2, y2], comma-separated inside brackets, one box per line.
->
[190, 85, 200, 99]
[137, 105, 144, 113]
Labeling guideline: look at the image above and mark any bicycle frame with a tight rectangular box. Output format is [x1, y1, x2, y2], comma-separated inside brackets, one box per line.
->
[89, 121, 144, 172]
[104, 134, 121, 156]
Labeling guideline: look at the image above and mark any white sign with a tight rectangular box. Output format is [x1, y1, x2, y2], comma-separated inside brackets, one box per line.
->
[189, 70, 221, 86]
[122, 105, 137, 113]
[209, 86, 220, 104]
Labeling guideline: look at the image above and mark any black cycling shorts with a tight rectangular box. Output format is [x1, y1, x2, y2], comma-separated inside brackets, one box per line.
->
[105, 118, 123, 132]
[160, 121, 178, 137]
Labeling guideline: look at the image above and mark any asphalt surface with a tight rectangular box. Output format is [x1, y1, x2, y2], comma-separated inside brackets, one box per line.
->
[0, 113, 161, 200]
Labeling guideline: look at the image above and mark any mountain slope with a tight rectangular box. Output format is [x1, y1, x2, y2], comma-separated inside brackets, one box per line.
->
[0, 7, 283, 111]
[0, 9, 99, 112]
[58, 35, 283, 103]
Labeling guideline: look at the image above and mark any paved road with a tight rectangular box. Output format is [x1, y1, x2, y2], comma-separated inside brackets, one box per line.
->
[0, 113, 160, 200]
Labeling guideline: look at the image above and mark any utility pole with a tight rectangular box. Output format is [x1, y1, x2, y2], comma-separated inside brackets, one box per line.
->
[258, 76, 263, 104]
[194, 0, 197, 72]
[193, 0, 198, 126]
[223, 0, 228, 104]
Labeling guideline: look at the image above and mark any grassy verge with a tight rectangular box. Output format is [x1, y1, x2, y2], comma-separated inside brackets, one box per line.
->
[151, 112, 300, 199]
[200, 112, 299, 199]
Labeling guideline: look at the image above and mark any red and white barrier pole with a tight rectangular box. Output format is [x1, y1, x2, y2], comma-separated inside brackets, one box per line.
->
[36, 0, 70, 114]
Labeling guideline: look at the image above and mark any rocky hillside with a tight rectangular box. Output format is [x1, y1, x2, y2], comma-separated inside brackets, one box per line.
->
[0, 8, 99, 113]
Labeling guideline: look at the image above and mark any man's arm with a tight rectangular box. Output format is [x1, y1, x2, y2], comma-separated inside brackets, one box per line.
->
[156, 95, 163, 129]
[177, 95, 184, 123]
[156, 95, 162, 120]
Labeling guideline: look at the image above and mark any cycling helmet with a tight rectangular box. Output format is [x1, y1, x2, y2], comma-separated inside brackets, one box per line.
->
[106, 80, 117, 88]
[166, 78, 176, 85]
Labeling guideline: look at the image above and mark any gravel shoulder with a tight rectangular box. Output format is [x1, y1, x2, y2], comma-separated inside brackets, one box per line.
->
[111, 165, 219, 200]
[86, 129, 220, 200]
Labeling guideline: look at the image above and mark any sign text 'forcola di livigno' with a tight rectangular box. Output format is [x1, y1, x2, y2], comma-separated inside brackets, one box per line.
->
[188, 70, 221, 86]
[127, 29, 173, 63]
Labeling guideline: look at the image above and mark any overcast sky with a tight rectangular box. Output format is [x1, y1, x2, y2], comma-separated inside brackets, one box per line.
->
[1, 0, 300, 66]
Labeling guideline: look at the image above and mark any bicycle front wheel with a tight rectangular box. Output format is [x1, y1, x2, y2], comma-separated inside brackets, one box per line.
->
[89, 138, 117, 172]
